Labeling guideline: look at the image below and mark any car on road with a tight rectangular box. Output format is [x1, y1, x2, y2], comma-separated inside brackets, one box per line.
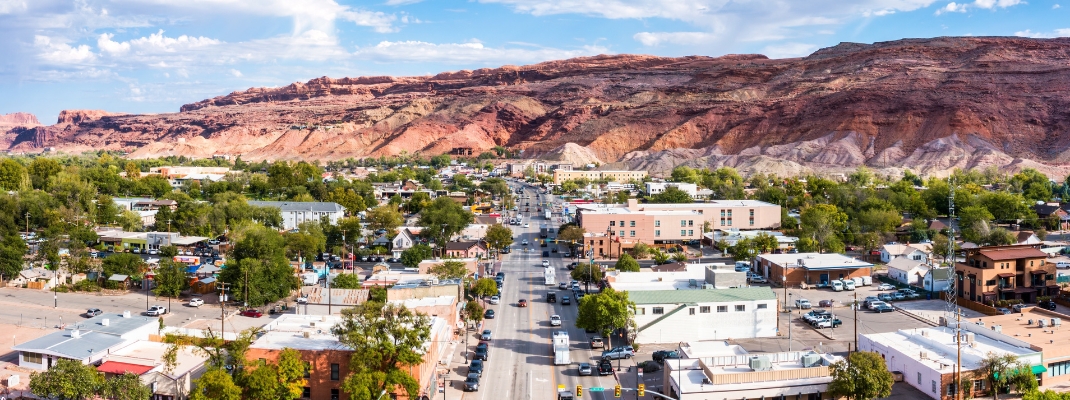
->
[475, 343, 489, 361]
[522, 240, 529, 245]
[146, 305, 168, 316]
[795, 299, 812, 309]
[240, 309, 263, 318]
[488, 295, 500, 305]
[590, 337, 604, 349]
[188, 298, 204, 307]
[524, 223, 530, 228]
[85, 308, 103, 318]
[542, 260, 550, 267]
[559, 282, 568, 290]
[598, 359, 614, 375]
[550, 315, 562, 326]
[542, 250, 550, 257]
[561, 296, 571, 305]
[496, 272, 505, 279]
[568, 262, 577, 270]
[601, 346, 634, 360]
[578, 363, 593, 376]
[877, 283, 896, 291]
[818, 299, 835, 308]
[464, 373, 480, 392]
[518, 299, 528, 307]
[468, 359, 485, 377]
[481, 329, 492, 341]
[652, 350, 680, 364]
[296, 296, 308, 304]
[552, 247, 558, 253]
[575, 293, 585, 301]
[484, 309, 495, 319]
[873, 304, 895, 313]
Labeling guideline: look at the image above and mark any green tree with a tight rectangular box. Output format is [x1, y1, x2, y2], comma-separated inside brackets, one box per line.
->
[615, 253, 640, 272]
[729, 238, 757, 261]
[102, 372, 153, 400]
[331, 302, 431, 400]
[154, 259, 189, 312]
[417, 197, 475, 250]
[471, 278, 499, 302]
[977, 352, 1020, 400]
[1011, 168, 1053, 203]
[102, 252, 147, 278]
[1023, 390, 1070, 400]
[367, 206, 404, 234]
[960, 205, 995, 243]
[221, 225, 300, 306]
[275, 348, 309, 400]
[827, 351, 894, 400]
[484, 224, 514, 257]
[29, 358, 104, 400]
[462, 300, 485, 327]
[650, 249, 671, 265]
[800, 204, 848, 252]
[631, 242, 650, 259]
[0, 158, 29, 191]
[190, 368, 242, 400]
[571, 263, 604, 286]
[984, 228, 1017, 247]
[284, 221, 327, 260]
[400, 243, 433, 269]
[428, 260, 468, 280]
[575, 288, 635, 350]
[331, 273, 362, 289]
[1010, 364, 1039, 395]
[28, 157, 62, 190]
[672, 252, 688, 262]
[752, 232, 778, 254]
[0, 234, 26, 283]
[650, 186, 693, 203]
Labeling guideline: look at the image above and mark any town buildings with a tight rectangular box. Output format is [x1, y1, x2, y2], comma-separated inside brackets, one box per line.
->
[99, 340, 208, 400]
[954, 244, 1057, 304]
[975, 307, 1070, 386]
[629, 287, 777, 344]
[645, 182, 698, 197]
[710, 229, 798, 251]
[606, 262, 745, 291]
[879, 242, 933, 264]
[552, 170, 648, 184]
[756, 253, 874, 288]
[248, 201, 347, 230]
[860, 325, 1042, 399]
[12, 311, 158, 370]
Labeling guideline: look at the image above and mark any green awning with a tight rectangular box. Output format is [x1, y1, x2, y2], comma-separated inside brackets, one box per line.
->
[993, 365, 1046, 379]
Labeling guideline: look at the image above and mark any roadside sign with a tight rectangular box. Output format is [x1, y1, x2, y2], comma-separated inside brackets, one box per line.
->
[590, 387, 605, 392]
[558, 384, 565, 391]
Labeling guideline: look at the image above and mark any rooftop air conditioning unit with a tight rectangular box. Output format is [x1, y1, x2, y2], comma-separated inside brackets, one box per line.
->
[71, 330, 81, 339]
[801, 354, 823, 368]
[966, 332, 976, 344]
[101, 319, 109, 326]
[919, 351, 929, 360]
[303, 331, 310, 338]
[701, 378, 712, 385]
[1054, 318, 1062, 327]
[123, 310, 131, 318]
[993, 325, 1003, 334]
[921, 330, 929, 337]
[749, 356, 772, 371]
[1040, 319, 1048, 328]
[310, 322, 316, 327]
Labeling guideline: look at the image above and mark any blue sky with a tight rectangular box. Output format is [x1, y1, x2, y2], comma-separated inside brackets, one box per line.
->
[0, 0, 1065, 123]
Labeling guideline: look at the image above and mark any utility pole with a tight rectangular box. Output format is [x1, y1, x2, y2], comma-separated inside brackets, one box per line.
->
[853, 292, 858, 354]
[25, 212, 29, 235]
[218, 282, 231, 340]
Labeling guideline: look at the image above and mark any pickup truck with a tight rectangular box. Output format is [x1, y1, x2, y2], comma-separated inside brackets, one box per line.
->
[795, 299, 812, 309]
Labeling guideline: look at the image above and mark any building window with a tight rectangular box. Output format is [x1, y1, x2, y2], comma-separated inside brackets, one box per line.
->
[655, 220, 661, 227]
[720, 218, 725, 226]
[720, 210, 725, 217]
[636, 308, 645, 315]
[304, 362, 311, 378]
[688, 230, 693, 236]
[727, 210, 733, 217]
[727, 218, 732, 226]
[303, 387, 311, 398]
[735, 305, 745, 312]
[757, 303, 768, 309]
[630, 221, 636, 227]
[700, 306, 710, 313]
[974, 379, 986, 391]
[749, 209, 754, 216]
[681, 230, 687, 237]
[932, 380, 937, 394]
[630, 231, 636, 237]
[1050, 360, 1070, 377]
[619, 230, 625, 237]
[610, 221, 616, 226]
[717, 306, 728, 312]
[689, 308, 695, 315]
[22, 352, 42, 364]
[330, 363, 340, 380]
[652, 307, 665, 314]
[917, 372, 922, 385]
[680, 220, 687, 227]
[331, 389, 340, 400]
[655, 230, 661, 237]
[620, 221, 624, 227]
[749, 218, 754, 226]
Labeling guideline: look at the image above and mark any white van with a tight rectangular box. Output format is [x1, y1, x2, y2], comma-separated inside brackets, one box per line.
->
[843, 279, 856, 291]
[852, 277, 865, 288]
[831, 280, 844, 292]
[861, 276, 873, 286]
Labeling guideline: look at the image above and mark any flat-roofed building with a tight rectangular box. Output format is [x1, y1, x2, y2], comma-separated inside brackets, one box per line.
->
[12, 311, 157, 370]
[975, 307, 1070, 386]
[248, 201, 346, 230]
[552, 170, 648, 184]
[629, 287, 777, 344]
[645, 182, 699, 197]
[757, 253, 874, 287]
[575, 200, 781, 251]
[663, 346, 843, 400]
[860, 325, 1043, 399]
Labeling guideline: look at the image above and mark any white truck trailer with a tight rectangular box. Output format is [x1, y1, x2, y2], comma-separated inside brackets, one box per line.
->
[553, 331, 570, 365]
[544, 266, 556, 286]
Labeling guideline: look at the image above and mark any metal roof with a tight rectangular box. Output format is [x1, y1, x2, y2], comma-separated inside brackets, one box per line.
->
[627, 287, 777, 305]
[13, 330, 126, 359]
[248, 201, 345, 213]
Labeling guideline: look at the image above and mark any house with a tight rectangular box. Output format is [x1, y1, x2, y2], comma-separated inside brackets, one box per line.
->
[879, 242, 933, 264]
[107, 274, 131, 289]
[247, 313, 454, 400]
[629, 287, 777, 344]
[663, 344, 843, 400]
[886, 258, 929, 287]
[443, 241, 486, 259]
[370, 235, 392, 251]
[248, 201, 346, 230]
[12, 312, 158, 370]
[645, 182, 699, 197]
[1034, 203, 1070, 231]
[391, 228, 421, 258]
[860, 325, 1043, 400]
[976, 307, 1070, 386]
[955, 244, 1056, 304]
[756, 253, 874, 288]
[11, 268, 62, 290]
[922, 267, 952, 292]
[1016, 231, 1042, 245]
[929, 219, 948, 232]
[97, 340, 208, 400]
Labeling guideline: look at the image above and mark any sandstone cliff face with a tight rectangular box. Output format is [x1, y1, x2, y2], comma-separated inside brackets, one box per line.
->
[6, 37, 1070, 177]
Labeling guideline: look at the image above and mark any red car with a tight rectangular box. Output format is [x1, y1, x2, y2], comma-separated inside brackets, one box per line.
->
[518, 299, 528, 307]
[818, 300, 835, 308]
[240, 309, 263, 318]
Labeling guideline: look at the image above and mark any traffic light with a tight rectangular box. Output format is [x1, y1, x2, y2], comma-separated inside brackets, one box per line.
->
[576, 385, 583, 397]
[614, 385, 621, 398]
[637, 384, 645, 397]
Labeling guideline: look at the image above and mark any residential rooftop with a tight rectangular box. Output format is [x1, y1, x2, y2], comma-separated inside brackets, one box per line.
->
[666, 350, 841, 394]
[252, 314, 351, 351]
[248, 201, 345, 213]
[627, 287, 776, 305]
[105, 340, 207, 378]
[758, 253, 874, 269]
[862, 326, 1039, 371]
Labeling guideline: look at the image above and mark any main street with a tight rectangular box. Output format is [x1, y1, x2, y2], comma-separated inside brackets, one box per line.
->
[463, 183, 618, 400]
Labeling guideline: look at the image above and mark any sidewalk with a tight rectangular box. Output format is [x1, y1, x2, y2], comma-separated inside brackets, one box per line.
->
[432, 327, 473, 400]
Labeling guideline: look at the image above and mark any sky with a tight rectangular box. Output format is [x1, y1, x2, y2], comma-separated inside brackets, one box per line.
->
[0, 0, 1066, 123]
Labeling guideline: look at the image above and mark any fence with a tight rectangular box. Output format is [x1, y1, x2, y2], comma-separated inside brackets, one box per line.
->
[939, 292, 1001, 316]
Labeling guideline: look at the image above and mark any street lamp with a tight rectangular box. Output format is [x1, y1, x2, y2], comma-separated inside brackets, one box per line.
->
[788, 293, 793, 352]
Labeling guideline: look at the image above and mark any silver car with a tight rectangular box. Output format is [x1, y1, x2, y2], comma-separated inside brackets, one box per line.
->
[578, 363, 593, 376]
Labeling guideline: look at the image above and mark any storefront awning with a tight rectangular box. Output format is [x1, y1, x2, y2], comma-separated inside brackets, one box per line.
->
[1030, 270, 1048, 274]
[994, 365, 1046, 379]
[997, 273, 1015, 278]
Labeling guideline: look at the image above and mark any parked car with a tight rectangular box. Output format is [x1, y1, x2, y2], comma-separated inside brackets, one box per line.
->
[891, 292, 906, 301]
[550, 315, 562, 326]
[488, 295, 500, 305]
[468, 359, 485, 377]
[559, 282, 568, 290]
[474, 343, 489, 361]
[146, 306, 168, 316]
[518, 299, 528, 307]
[996, 307, 1012, 315]
[464, 373, 480, 392]
[240, 309, 263, 318]
[795, 299, 812, 309]
[590, 337, 604, 349]
[1039, 300, 1058, 311]
[484, 309, 495, 319]
[873, 304, 895, 313]
[496, 272, 505, 279]
[818, 299, 835, 308]
[900, 289, 920, 299]
[877, 293, 894, 302]
[652, 350, 680, 364]
[598, 359, 614, 375]
[877, 283, 896, 291]
[295, 296, 308, 304]
[480, 329, 492, 340]
[188, 298, 204, 307]
[85, 308, 103, 317]
[868, 301, 888, 311]
[578, 363, 593, 376]
[601, 346, 635, 360]
[862, 296, 879, 309]
[803, 310, 833, 324]
[542, 260, 550, 267]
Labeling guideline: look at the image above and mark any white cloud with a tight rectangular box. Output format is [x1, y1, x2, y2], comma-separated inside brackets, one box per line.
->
[0, 0, 27, 14]
[632, 32, 713, 46]
[935, 2, 968, 14]
[385, 0, 425, 5]
[229, 69, 243, 77]
[1014, 28, 1070, 38]
[354, 40, 610, 64]
[761, 42, 819, 59]
[935, 0, 1023, 14]
[34, 35, 96, 65]
[1054, 4, 1062, 9]
[133, 0, 398, 34]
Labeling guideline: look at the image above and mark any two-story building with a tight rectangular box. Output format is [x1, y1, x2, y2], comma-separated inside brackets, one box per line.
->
[879, 242, 933, 264]
[645, 182, 699, 197]
[629, 288, 777, 344]
[443, 241, 486, 258]
[248, 201, 347, 230]
[552, 170, 648, 185]
[575, 200, 781, 251]
[663, 342, 843, 400]
[955, 244, 1056, 304]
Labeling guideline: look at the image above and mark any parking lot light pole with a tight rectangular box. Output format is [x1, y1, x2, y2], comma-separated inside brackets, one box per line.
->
[788, 293, 792, 352]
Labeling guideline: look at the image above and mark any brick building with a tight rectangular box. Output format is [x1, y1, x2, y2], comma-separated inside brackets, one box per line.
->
[756, 253, 873, 287]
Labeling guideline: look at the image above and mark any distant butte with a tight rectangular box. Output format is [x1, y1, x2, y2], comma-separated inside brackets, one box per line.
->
[5, 36, 1070, 177]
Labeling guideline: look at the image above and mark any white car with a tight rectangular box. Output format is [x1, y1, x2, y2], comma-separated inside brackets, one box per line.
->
[146, 305, 168, 316]
[550, 315, 562, 326]
[187, 298, 204, 307]
[877, 283, 896, 291]
[542, 260, 550, 267]
[524, 223, 530, 228]
[522, 240, 529, 246]
[795, 299, 812, 309]
[488, 295, 500, 305]
[296, 296, 308, 304]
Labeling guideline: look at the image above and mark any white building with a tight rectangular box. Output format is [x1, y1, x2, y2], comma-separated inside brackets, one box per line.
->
[922, 268, 953, 293]
[607, 262, 745, 291]
[710, 229, 799, 251]
[630, 287, 777, 344]
[12, 311, 158, 370]
[887, 257, 929, 287]
[645, 182, 699, 197]
[98, 340, 208, 400]
[880, 242, 932, 264]
[391, 227, 422, 258]
[860, 325, 1042, 400]
[248, 201, 346, 230]
[663, 341, 843, 400]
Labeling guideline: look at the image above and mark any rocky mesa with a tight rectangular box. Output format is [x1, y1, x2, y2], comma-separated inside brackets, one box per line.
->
[5, 36, 1070, 177]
